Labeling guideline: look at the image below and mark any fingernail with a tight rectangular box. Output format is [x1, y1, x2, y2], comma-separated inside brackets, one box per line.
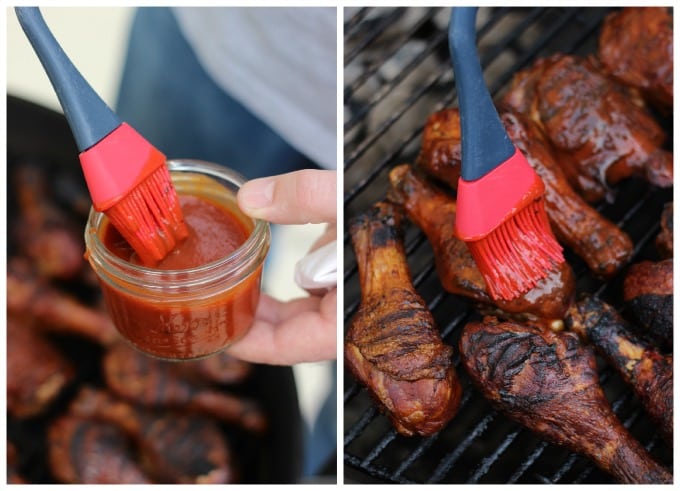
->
[239, 178, 275, 212]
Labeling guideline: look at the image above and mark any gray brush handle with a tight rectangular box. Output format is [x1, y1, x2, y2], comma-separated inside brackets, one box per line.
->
[15, 7, 121, 152]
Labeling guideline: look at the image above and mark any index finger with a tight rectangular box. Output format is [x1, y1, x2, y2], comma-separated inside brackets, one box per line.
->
[237, 169, 337, 225]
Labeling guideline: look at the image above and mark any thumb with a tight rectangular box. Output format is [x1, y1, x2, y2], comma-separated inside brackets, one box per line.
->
[237, 169, 337, 225]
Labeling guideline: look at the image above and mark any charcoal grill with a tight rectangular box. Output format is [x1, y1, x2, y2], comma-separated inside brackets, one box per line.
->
[343, 7, 673, 484]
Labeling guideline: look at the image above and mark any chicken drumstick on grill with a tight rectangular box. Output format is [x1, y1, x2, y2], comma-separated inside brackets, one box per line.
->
[184, 349, 253, 385]
[598, 7, 673, 109]
[7, 258, 118, 346]
[623, 259, 673, 350]
[345, 200, 461, 436]
[102, 342, 265, 433]
[388, 163, 574, 330]
[566, 295, 673, 445]
[502, 54, 672, 203]
[7, 316, 75, 419]
[69, 388, 236, 484]
[48, 415, 151, 484]
[416, 108, 633, 278]
[459, 318, 671, 484]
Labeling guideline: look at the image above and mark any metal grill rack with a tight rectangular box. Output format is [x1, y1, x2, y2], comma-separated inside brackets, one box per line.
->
[343, 7, 672, 484]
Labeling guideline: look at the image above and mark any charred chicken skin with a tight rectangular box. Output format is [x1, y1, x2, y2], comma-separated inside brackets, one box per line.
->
[459, 318, 672, 484]
[103, 341, 266, 433]
[69, 388, 236, 484]
[388, 163, 574, 330]
[566, 296, 672, 445]
[598, 7, 673, 109]
[48, 415, 150, 484]
[623, 259, 673, 350]
[502, 54, 673, 203]
[345, 200, 461, 436]
[416, 108, 633, 278]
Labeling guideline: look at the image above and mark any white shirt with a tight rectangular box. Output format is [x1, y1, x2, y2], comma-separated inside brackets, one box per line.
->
[173, 7, 337, 170]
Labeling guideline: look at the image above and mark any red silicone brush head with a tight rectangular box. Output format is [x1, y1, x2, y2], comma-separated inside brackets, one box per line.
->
[465, 198, 564, 300]
[80, 123, 188, 266]
[105, 164, 188, 266]
[456, 149, 564, 301]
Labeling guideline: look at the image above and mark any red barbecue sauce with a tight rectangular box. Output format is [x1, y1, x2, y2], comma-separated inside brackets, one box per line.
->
[104, 195, 248, 268]
[99, 194, 262, 360]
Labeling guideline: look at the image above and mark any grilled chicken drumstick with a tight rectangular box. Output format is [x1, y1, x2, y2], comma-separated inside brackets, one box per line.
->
[345, 200, 461, 436]
[48, 415, 151, 484]
[7, 442, 28, 484]
[460, 318, 672, 484]
[388, 163, 574, 330]
[103, 342, 265, 433]
[416, 108, 633, 278]
[69, 388, 236, 484]
[502, 54, 672, 203]
[7, 316, 75, 418]
[598, 7, 673, 109]
[7, 258, 118, 346]
[566, 295, 673, 445]
[623, 259, 673, 349]
[183, 349, 253, 385]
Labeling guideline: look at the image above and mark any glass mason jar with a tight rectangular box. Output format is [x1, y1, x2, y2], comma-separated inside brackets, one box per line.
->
[85, 160, 270, 360]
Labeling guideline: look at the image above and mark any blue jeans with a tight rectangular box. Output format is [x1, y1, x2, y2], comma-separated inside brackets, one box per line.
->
[302, 361, 337, 477]
[115, 7, 316, 180]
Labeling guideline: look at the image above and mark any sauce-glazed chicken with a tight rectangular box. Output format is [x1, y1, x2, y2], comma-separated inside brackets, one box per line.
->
[345, 200, 461, 436]
[7, 104, 273, 485]
[459, 317, 672, 484]
[7, 316, 74, 418]
[502, 54, 672, 203]
[48, 415, 150, 484]
[103, 342, 266, 433]
[623, 259, 673, 350]
[389, 163, 574, 330]
[12, 163, 85, 280]
[68, 388, 236, 484]
[598, 7, 673, 109]
[7, 257, 118, 346]
[416, 108, 633, 278]
[566, 296, 672, 445]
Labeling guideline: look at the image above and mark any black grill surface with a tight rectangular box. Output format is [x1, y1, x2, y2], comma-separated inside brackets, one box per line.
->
[343, 7, 673, 484]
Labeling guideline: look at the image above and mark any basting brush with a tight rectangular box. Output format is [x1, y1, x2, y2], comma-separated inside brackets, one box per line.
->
[15, 7, 187, 266]
[448, 7, 564, 301]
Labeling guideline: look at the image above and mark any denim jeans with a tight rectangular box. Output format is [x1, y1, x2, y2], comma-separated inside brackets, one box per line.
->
[115, 7, 317, 180]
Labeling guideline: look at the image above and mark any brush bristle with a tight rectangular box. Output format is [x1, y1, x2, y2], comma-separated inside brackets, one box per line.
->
[106, 165, 188, 266]
[466, 198, 564, 301]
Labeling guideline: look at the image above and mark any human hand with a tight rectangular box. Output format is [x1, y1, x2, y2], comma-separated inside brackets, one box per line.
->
[227, 169, 337, 365]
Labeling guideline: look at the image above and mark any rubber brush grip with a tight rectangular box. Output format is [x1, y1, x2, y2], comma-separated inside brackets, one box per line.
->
[449, 7, 515, 181]
[15, 7, 121, 152]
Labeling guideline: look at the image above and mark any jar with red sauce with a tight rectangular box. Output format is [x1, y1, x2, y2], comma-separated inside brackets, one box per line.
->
[84, 160, 270, 360]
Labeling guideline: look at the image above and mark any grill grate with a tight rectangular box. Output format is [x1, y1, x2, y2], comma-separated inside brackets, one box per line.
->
[343, 6, 673, 484]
